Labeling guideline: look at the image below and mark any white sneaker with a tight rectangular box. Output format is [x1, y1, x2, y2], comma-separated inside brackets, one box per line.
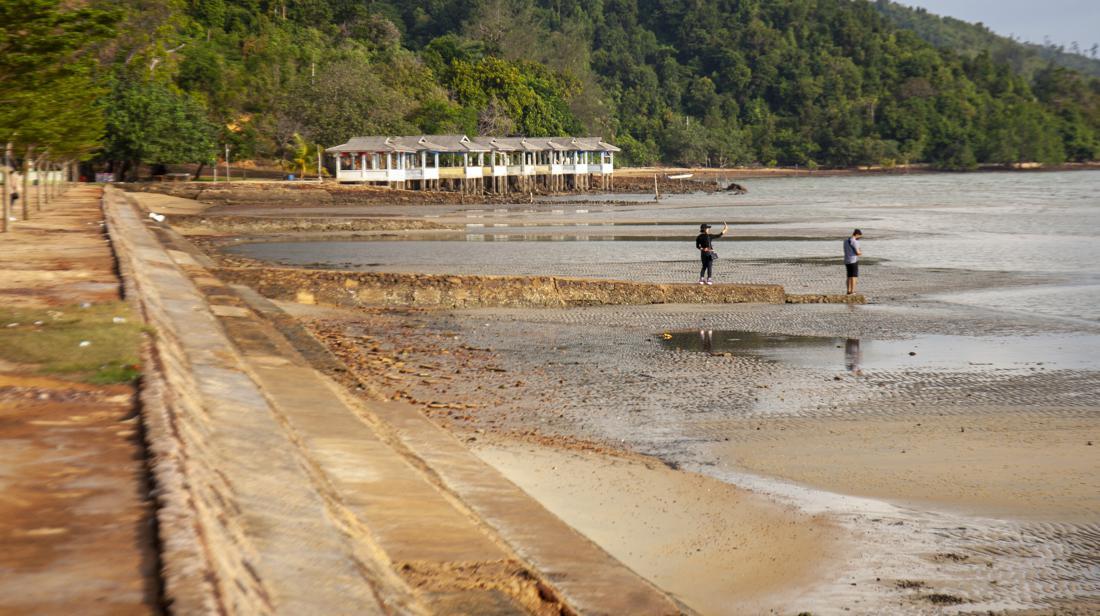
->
[698, 279, 706, 284]
[705, 279, 714, 285]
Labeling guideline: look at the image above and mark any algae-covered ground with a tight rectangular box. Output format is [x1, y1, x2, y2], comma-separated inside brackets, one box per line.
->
[0, 301, 143, 384]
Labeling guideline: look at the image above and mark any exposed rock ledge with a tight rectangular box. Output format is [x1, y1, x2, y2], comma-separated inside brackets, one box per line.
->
[215, 268, 864, 309]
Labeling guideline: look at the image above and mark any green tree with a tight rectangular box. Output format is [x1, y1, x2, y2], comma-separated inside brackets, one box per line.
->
[101, 73, 218, 179]
[281, 57, 414, 148]
[0, 0, 115, 225]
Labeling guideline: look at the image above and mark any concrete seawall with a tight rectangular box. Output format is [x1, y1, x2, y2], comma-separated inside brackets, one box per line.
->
[215, 267, 862, 309]
[106, 187, 414, 614]
[106, 186, 687, 614]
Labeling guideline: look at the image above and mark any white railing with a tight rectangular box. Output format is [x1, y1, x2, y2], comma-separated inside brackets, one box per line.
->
[464, 166, 483, 179]
[337, 169, 387, 182]
[550, 164, 564, 175]
[404, 167, 440, 181]
[599, 163, 613, 174]
[507, 165, 536, 176]
[492, 165, 507, 177]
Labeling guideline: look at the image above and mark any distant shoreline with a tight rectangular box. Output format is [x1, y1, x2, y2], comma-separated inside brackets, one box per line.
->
[143, 160, 1100, 185]
[617, 161, 1100, 180]
[122, 160, 1099, 206]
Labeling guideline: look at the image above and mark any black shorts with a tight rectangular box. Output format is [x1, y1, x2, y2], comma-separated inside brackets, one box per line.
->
[845, 263, 859, 278]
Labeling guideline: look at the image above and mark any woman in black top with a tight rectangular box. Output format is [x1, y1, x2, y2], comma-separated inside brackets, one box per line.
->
[695, 222, 728, 284]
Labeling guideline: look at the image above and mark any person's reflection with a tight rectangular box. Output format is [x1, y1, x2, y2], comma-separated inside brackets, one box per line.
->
[845, 338, 863, 375]
[699, 329, 713, 353]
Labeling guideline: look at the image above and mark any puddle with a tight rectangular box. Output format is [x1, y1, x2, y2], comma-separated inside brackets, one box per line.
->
[658, 330, 1100, 372]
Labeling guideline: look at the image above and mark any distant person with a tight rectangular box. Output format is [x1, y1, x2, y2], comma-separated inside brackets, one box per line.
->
[695, 222, 728, 285]
[844, 229, 863, 294]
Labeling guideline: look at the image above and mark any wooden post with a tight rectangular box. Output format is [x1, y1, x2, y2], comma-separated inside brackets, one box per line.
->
[224, 144, 231, 182]
[653, 174, 659, 202]
[317, 147, 322, 182]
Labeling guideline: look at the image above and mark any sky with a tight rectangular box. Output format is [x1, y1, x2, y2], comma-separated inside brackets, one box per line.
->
[898, 0, 1100, 53]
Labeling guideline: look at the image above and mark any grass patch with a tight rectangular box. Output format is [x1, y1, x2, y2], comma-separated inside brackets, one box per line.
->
[0, 302, 145, 384]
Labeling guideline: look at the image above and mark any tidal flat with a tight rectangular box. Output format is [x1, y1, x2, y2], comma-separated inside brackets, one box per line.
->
[190, 170, 1100, 614]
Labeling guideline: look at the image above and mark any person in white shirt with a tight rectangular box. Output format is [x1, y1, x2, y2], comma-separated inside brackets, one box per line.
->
[844, 229, 863, 295]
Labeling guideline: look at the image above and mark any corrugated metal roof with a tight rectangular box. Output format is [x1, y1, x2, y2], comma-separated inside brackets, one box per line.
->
[328, 135, 618, 154]
[491, 137, 541, 152]
[394, 135, 490, 153]
[522, 137, 570, 151]
[471, 137, 518, 152]
[325, 137, 416, 153]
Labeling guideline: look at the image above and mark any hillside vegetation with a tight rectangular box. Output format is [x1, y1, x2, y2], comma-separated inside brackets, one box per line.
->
[4, 0, 1100, 176]
[873, 0, 1100, 79]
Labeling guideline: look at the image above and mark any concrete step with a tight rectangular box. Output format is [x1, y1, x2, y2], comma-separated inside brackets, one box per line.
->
[224, 286, 686, 616]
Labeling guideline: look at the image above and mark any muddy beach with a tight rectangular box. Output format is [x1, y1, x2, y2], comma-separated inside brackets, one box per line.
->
[152, 170, 1100, 614]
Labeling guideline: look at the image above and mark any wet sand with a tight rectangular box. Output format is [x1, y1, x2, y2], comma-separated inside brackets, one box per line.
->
[473, 437, 845, 615]
[289, 301, 1100, 612]
[707, 413, 1100, 523]
[172, 173, 1100, 613]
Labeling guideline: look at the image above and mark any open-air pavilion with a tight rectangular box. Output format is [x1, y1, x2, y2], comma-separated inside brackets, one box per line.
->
[326, 134, 619, 193]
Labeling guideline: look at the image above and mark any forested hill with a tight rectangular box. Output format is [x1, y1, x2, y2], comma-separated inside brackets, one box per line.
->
[872, 0, 1100, 79]
[5, 1, 1100, 176]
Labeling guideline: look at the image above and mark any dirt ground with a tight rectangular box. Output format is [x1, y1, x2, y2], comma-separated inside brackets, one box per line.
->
[0, 185, 157, 615]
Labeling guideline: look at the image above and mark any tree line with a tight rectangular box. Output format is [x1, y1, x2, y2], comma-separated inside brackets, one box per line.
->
[872, 0, 1100, 80]
[3, 0, 1099, 193]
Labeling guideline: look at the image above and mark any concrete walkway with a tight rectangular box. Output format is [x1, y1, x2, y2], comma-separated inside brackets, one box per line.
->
[107, 187, 684, 614]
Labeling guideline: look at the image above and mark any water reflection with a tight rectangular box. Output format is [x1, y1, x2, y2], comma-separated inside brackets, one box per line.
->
[844, 338, 863, 375]
[699, 329, 713, 353]
[658, 330, 1100, 372]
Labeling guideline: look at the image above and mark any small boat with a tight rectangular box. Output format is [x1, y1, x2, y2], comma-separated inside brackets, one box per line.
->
[666, 173, 693, 180]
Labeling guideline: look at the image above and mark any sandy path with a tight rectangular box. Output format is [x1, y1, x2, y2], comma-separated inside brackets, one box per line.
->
[473, 439, 846, 615]
[0, 186, 157, 614]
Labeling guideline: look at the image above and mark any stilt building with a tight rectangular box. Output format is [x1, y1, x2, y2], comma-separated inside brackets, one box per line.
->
[326, 134, 619, 192]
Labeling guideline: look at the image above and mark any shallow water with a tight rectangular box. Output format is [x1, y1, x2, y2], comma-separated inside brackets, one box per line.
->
[229, 170, 1100, 322]
[659, 329, 1100, 373]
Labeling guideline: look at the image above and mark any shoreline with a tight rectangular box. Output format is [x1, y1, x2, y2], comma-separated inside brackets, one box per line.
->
[120, 162, 1100, 210]
[136, 177, 1100, 613]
